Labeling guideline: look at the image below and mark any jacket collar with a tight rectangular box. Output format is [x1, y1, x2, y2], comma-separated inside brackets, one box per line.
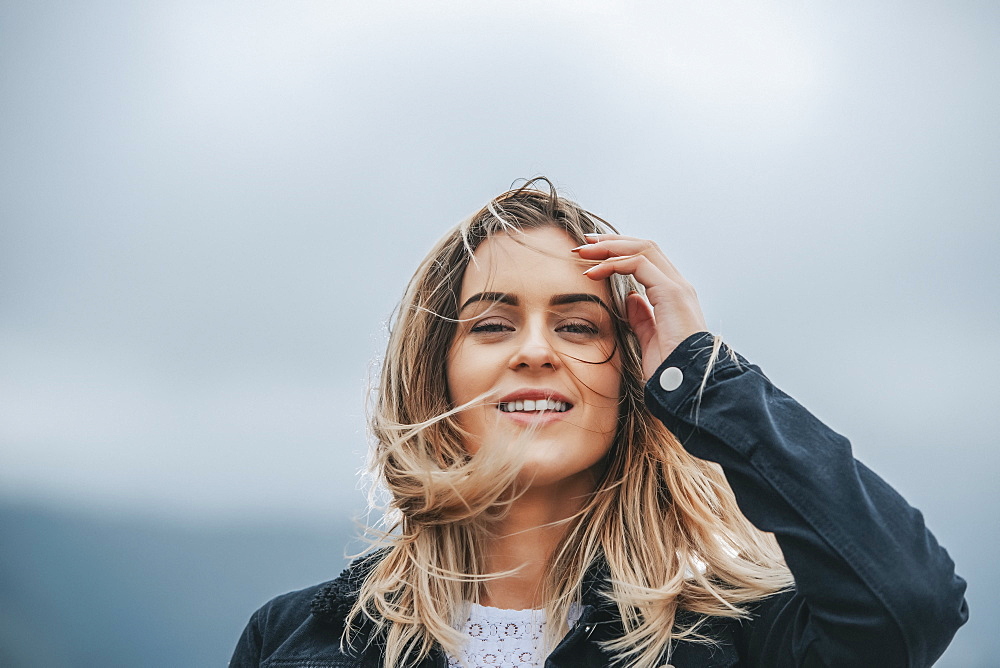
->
[309, 547, 617, 627]
[309, 548, 387, 629]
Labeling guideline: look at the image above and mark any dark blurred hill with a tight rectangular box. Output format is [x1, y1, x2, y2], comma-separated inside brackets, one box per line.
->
[0, 501, 357, 668]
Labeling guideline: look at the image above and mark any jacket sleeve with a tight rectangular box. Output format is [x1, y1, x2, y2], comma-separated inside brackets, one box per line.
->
[228, 583, 327, 667]
[643, 332, 968, 668]
[229, 609, 263, 667]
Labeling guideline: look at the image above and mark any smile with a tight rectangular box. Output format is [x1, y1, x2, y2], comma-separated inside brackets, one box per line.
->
[497, 399, 571, 413]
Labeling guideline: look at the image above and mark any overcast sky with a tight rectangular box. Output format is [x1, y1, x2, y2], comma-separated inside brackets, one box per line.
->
[1, 2, 997, 654]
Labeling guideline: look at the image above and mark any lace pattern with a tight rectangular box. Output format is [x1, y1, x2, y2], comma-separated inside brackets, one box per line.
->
[447, 603, 582, 668]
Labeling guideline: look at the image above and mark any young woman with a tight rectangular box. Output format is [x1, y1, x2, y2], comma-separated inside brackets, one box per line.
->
[230, 180, 967, 667]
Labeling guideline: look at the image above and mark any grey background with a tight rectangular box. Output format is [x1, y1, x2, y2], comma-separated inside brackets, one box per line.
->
[1, 1, 997, 665]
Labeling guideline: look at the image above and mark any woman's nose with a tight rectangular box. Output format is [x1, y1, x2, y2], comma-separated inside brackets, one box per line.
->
[508, 325, 560, 371]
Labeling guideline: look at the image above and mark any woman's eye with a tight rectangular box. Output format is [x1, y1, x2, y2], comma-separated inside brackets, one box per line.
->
[557, 321, 599, 335]
[470, 320, 513, 333]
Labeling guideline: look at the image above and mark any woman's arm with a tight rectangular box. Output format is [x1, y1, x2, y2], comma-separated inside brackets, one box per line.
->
[229, 609, 263, 667]
[579, 235, 968, 666]
[644, 333, 968, 666]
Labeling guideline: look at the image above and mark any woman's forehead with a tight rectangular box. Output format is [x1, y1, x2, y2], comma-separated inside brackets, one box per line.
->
[459, 227, 608, 300]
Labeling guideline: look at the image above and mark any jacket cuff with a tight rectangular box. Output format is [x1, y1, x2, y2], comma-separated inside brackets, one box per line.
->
[643, 331, 754, 420]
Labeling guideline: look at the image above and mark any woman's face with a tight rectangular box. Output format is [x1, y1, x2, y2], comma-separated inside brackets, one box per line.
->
[447, 226, 622, 491]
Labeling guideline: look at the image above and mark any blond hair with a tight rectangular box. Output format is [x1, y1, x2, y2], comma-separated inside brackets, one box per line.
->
[346, 178, 792, 667]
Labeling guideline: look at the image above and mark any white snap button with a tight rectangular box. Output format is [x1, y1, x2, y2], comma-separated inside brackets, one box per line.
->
[659, 367, 683, 391]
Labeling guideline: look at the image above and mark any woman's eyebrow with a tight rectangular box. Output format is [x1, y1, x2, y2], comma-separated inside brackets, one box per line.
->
[459, 292, 517, 312]
[458, 292, 609, 312]
[550, 293, 610, 310]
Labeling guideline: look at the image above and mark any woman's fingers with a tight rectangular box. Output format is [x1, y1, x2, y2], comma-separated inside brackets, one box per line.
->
[575, 235, 681, 281]
[576, 233, 707, 379]
[577, 236, 691, 301]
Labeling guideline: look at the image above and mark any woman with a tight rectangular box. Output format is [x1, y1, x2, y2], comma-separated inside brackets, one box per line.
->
[231, 180, 967, 667]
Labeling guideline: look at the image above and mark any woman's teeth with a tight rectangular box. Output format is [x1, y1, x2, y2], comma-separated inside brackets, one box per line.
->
[498, 399, 570, 413]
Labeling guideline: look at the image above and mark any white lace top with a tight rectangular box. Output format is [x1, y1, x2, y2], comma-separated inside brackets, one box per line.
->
[447, 603, 583, 668]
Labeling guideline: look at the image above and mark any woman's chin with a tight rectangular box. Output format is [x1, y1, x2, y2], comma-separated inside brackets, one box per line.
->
[511, 452, 605, 493]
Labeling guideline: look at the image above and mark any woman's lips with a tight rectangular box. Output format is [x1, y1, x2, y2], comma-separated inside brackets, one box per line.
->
[497, 409, 569, 425]
[494, 391, 574, 425]
[498, 398, 570, 413]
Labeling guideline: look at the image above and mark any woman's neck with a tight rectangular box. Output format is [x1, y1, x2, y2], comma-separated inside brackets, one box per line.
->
[479, 480, 592, 609]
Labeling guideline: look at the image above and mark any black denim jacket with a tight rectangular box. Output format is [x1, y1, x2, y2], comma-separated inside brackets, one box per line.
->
[230, 333, 968, 667]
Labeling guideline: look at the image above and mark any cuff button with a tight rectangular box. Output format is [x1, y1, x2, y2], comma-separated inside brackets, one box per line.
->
[659, 367, 683, 391]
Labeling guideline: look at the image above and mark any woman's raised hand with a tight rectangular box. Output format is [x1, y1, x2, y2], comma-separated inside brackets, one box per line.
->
[574, 234, 708, 381]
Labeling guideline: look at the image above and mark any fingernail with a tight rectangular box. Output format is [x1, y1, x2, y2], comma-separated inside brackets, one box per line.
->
[583, 232, 600, 239]
[570, 245, 587, 252]
[582, 265, 598, 275]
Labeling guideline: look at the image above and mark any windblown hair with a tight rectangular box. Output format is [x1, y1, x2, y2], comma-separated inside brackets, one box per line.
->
[346, 178, 793, 667]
